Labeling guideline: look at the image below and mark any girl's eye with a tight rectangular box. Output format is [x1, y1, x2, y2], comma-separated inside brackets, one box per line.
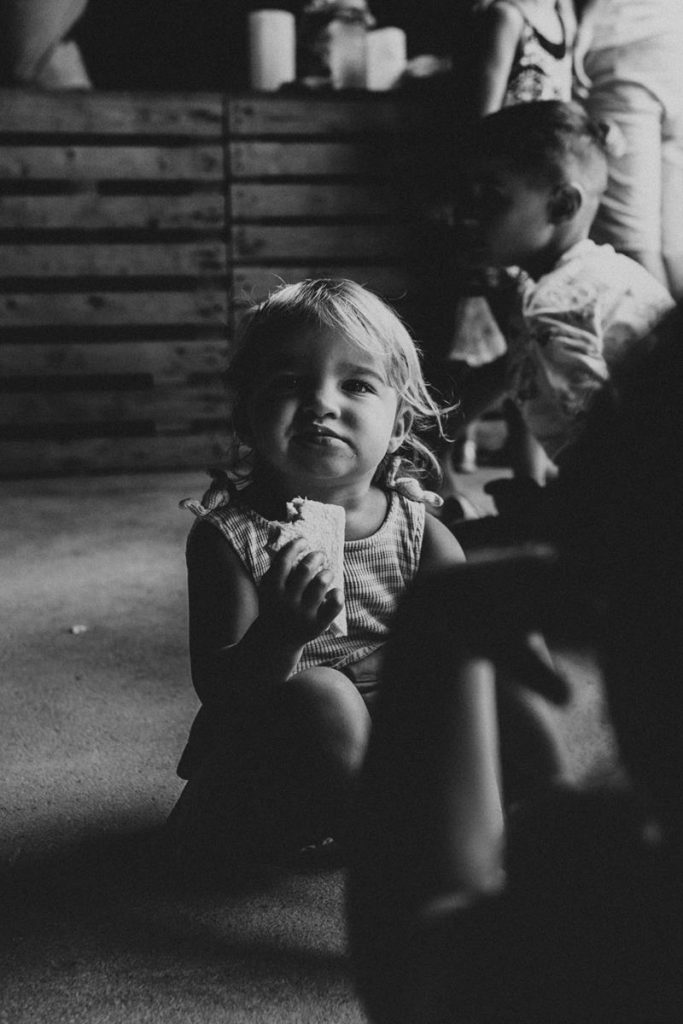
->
[470, 181, 506, 212]
[269, 374, 301, 392]
[344, 379, 376, 395]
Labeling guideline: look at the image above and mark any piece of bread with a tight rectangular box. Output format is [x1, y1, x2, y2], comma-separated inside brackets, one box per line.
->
[269, 497, 347, 635]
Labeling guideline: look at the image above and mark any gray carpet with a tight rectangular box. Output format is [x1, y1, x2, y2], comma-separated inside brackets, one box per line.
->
[0, 470, 368, 1024]
[0, 470, 617, 1022]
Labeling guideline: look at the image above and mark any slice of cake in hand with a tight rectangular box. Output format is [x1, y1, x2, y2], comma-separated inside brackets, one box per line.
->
[268, 497, 347, 635]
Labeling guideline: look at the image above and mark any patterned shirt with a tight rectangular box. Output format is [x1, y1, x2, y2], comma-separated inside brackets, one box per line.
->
[196, 490, 426, 671]
[505, 239, 675, 456]
[497, 0, 574, 106]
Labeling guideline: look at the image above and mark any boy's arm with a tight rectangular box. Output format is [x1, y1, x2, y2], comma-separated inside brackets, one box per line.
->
[186, 520, 316, 707]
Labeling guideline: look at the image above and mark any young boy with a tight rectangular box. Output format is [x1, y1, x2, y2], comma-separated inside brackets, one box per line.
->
[446, 100, 674, 488]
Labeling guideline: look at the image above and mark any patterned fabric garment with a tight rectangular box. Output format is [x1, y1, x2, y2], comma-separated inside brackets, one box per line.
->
[500, 0, 573, 105]
[504, 238, 675, 456]
[194, 490, 426, 672]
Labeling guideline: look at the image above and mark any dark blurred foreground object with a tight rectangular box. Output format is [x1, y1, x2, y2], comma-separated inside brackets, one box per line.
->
[348, 304, 683, 1024]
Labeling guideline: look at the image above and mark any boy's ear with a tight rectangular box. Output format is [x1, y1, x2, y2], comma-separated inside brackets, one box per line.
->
[549, 183, 584, 223]
[388, 406, 413, 454]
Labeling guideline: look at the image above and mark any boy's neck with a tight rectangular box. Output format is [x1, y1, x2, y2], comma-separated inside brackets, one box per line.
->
[523, 223, 589, 280]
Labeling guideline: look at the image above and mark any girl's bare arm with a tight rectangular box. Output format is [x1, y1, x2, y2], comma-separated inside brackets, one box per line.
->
[419, 512, 466, 574]
[186, 520, 341, 707]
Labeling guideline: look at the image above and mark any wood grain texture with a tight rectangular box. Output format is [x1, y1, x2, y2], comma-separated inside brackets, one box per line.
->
[0, 89, 444, 476]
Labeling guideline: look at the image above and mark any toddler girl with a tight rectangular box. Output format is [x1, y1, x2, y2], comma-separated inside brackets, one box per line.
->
[168, 278, 465, 871]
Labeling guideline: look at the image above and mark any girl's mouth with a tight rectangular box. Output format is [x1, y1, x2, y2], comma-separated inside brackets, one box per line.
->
[295, 427, 346, 447]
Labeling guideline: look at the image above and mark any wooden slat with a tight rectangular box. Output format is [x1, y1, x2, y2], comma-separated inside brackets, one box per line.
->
[0, 145, 224, 181]
[0, 384, 227, 428]
[0, 90, 223, 135]
[232, 265, 411, 302]
[0, 193, 225, 231]
[230, 182, 396, 219]
[229, 96, 416, 136]
[231, 223, 407, 261]
[230, 140, 393, 178]
[0, 433, 232, 477]
[0, 340, 230, 378]
[0, 243, 227, 278]
[0, 90, 441, 479]
[0, 291, 227, 326]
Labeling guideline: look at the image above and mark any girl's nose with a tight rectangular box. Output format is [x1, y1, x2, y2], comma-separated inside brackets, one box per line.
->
[303, 380, 339, 417]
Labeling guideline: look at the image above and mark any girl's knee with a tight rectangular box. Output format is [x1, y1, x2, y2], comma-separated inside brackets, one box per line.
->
[284, 665, 363, 710]
[281, 666, 371, 767]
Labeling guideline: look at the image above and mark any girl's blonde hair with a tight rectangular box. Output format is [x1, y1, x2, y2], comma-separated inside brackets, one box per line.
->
[226, 278, 454, 488]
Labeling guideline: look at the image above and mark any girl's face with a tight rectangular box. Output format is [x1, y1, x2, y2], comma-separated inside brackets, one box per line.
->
[464, 159, 556, 275]
[244, 326, 409, 500]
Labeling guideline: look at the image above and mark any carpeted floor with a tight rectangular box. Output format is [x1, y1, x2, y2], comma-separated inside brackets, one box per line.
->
[0, 469, 618, 1023]
[0, 470, 368, 1024]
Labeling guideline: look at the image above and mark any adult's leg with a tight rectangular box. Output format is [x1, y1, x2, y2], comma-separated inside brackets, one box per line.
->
[585, 63, 668, 287]
[662, 132, 683, 299]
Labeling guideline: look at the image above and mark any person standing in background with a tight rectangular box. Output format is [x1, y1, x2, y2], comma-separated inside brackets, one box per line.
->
[574, 0, 683, 299]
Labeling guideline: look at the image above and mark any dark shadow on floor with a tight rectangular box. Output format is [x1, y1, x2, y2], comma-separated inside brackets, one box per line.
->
[1, 827, 362, 1023]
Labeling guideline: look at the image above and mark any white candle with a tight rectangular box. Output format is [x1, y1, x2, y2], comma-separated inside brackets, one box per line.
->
[366, 27, 407, 91]
[248, 9, 296, 92]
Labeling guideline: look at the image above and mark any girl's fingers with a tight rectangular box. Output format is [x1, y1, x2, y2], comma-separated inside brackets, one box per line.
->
[285, 549, 328, 600]
[267, 537, 310, 587]
[265, 542, 341, 635]
[318, 587, 344, 629]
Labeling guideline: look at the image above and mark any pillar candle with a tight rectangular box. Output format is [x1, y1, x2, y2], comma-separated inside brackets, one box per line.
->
[248, 9, 296, 92]
[366, 27, 407, 91]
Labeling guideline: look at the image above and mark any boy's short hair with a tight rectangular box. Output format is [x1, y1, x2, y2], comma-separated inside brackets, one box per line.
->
[472, 100, 609, 196]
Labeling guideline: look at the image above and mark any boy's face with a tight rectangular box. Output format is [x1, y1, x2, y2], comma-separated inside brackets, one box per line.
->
[462, 159, 557, 273]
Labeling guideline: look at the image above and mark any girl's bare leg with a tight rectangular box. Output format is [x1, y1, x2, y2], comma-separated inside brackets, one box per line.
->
[169, 666, 371, 868]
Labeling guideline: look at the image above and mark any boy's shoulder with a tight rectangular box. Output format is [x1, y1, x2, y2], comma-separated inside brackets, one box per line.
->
[554, 239, 667, 292]
[534, 239, 674, 310]
[525, 239, 675, 352]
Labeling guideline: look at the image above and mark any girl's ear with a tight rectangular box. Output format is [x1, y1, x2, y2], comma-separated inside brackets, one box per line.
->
[549, 183, 584, 223]
[387, 405, 413, 454]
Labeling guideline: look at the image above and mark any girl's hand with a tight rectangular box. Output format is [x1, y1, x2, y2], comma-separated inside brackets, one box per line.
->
[259, 537, 344, 648]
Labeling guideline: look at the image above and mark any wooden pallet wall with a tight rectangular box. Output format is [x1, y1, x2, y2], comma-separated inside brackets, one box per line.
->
[0, 89, 451, 477]
[227, 96, 414, 320]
